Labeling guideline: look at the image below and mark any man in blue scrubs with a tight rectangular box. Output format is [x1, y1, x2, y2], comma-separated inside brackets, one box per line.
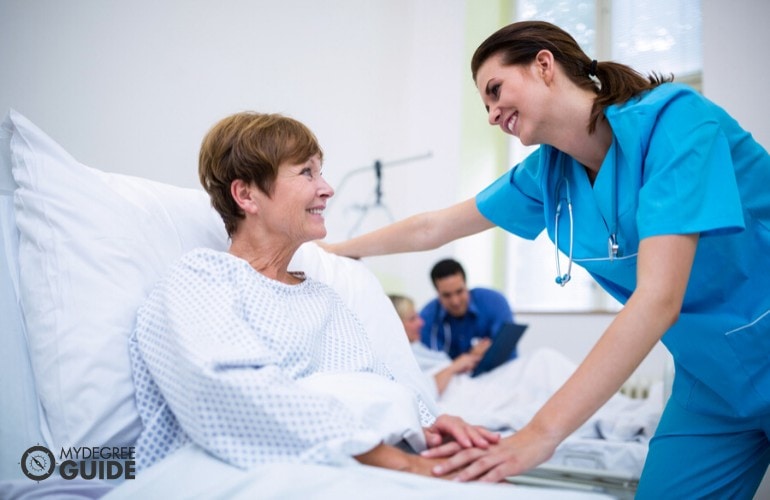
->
[420, 259, 514, 360]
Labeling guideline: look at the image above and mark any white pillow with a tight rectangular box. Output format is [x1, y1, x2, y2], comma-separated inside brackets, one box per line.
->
[5, 110, 229, 451]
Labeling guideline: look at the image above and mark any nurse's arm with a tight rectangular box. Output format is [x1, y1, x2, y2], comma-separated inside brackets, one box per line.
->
[321, 198, 494, 259]
[433, 233, 698, 482]
[532, 233, 699, 441]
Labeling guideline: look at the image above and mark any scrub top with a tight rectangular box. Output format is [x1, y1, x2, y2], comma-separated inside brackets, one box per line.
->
[476, 83, 770, 418]
[420, 287, 514, 359]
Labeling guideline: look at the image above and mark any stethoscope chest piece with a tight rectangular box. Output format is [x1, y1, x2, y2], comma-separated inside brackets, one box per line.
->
[553, 166, 620, 286]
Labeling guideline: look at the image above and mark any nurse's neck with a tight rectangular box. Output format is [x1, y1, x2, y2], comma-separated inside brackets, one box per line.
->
[568, 118, 612, 185]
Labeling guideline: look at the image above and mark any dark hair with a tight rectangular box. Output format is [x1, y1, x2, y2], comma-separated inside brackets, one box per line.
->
[198, 112, 323, 236]
[430, 258, 466, 287]
[471, 20, 673, 133]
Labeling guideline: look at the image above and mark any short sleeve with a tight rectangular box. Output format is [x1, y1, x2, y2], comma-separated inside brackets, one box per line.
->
[475, 149, 546, 240]
[637, 91, 745, 239]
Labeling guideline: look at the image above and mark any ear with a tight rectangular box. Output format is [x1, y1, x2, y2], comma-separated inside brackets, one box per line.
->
[230, 179, 259, 215]
[534, 49, 555, 84]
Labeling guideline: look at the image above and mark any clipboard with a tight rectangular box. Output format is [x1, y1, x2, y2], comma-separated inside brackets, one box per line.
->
[471, 323, 528, 377]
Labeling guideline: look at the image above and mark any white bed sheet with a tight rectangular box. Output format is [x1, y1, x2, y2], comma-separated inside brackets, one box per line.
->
[436, 348, 663, 477]
[102, 443, 611, 500]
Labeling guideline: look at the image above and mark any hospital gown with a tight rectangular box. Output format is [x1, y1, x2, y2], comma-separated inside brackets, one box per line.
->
[129, 248, 435, 471]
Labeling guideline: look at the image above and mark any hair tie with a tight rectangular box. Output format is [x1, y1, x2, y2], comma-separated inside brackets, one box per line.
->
[588, 59, 598, 77]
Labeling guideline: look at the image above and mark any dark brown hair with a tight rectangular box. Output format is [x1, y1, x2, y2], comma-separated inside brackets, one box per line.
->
[471, 21, 672, 133]
[198, 112, 323, 236]
[430, 258, 466, 287]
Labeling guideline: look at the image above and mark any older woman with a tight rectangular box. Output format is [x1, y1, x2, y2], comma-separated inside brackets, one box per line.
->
[128, 112, 497, 477]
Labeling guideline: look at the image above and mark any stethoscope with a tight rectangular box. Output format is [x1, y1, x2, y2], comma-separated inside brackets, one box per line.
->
[553, 161, 619, 287]
[429, 321, 452, 354]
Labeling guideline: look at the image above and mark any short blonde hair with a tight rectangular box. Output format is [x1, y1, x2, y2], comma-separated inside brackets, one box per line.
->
[388, 294, 414, 322]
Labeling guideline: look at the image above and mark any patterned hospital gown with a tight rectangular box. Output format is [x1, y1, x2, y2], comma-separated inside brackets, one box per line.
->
[129, 248, 435, 470]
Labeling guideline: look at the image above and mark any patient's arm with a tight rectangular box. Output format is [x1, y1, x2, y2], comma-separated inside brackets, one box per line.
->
[354, 443, 451, 478]
[433, 352, 481, 395]
[431, 338, 490, 394]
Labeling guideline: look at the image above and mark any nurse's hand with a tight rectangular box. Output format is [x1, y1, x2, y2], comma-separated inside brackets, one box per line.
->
[425, 425, 559, 483]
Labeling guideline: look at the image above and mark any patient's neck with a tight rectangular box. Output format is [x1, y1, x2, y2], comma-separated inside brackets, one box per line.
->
[228, 235, 301, 285]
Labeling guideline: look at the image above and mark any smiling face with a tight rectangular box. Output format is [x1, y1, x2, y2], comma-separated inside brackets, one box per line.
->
[475, 52, 550, 146]
[257, 152, 333, 245]
[435, 273, 470, 318]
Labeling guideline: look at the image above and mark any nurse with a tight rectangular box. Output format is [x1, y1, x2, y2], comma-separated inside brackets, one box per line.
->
[322, 20, 770, 497]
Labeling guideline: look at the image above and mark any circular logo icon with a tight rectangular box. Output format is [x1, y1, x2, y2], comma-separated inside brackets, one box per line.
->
[20, 445, 56, 481]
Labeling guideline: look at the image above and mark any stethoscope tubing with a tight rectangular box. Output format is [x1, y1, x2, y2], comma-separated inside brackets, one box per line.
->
[553, 158, 620, 287]
[554, 177, 573, 287]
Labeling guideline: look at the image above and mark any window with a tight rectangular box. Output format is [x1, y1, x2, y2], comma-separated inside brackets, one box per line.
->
[504, 0, 702, 312]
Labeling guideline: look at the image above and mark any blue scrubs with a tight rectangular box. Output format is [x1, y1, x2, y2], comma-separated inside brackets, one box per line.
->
[476, 83, 770, 497]
[419, 287, 514, 359]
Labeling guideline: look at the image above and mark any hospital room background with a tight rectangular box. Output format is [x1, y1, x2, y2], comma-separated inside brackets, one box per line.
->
[2, 0, 768, 432]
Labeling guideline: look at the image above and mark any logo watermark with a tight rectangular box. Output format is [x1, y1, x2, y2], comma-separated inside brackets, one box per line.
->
[20, 445, 136, 482]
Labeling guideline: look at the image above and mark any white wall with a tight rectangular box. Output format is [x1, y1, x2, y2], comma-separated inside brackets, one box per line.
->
[517, 313, 671, 383]
[0, 0, 466, 307]
[702, 0, 770, 148]
[2, 1, 766, 386]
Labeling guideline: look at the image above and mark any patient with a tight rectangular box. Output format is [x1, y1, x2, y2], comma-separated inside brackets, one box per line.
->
[390, 295, 663, 441]
[389, 294, 489, 396]
[128, 112, 497, 477]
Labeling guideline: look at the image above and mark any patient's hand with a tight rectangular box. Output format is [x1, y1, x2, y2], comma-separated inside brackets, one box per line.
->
[469, 337, 492, 357]
[403, 454, 458, 479]
[423, 414, 500, 451]
[354, 443, 455, 479]
[450, 352, 481, 374]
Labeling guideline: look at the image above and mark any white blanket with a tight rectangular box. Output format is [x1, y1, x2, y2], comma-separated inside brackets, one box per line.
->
[437, 348, 662, 443]
[297, 372, 428, 452]
[103, 443, 612, 500]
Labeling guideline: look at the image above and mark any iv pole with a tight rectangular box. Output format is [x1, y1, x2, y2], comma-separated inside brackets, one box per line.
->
[329, 151, 433, 238]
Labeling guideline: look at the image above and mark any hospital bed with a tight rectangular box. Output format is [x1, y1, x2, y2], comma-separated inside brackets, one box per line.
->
[0, 110, 639, 499]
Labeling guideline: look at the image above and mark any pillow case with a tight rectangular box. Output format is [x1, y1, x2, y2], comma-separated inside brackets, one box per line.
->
[5, 110, 229, 452]
[0, 120, 47, 483]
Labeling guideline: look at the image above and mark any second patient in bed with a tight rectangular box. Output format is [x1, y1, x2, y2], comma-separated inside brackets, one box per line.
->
[390, 293, 488, 396]
[128, 111, 498, 479]
[390, 293, 662, 437]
